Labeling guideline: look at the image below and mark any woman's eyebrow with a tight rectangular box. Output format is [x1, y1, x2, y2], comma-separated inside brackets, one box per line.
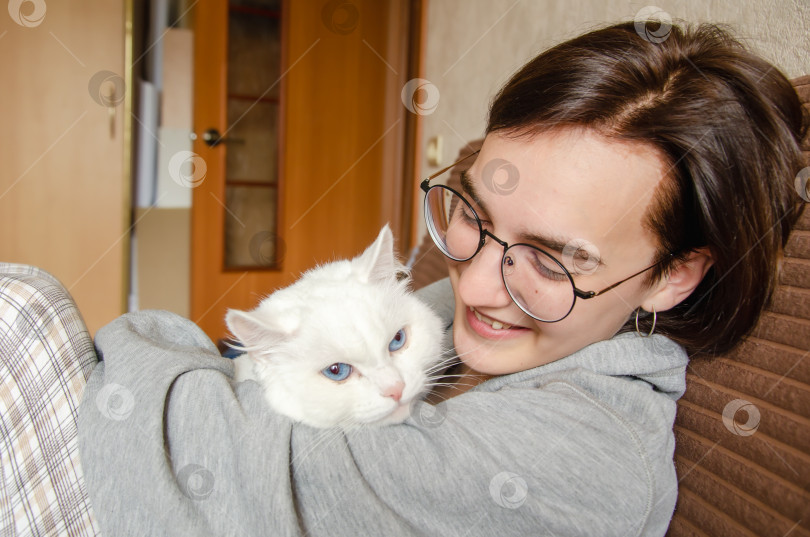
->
[460, 169, 604, 266]
[460, 170, 487, 211]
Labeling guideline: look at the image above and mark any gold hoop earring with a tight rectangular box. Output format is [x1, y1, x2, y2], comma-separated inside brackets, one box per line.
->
[635, 306, 656, 337]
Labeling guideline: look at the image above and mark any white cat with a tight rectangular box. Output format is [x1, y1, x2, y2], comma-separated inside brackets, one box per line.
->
[226, 225, 445, 429]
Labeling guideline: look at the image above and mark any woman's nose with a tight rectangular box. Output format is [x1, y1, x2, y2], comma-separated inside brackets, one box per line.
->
[455, 239, 513, 308]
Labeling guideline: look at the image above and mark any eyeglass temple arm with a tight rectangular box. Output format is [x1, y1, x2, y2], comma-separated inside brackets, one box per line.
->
[421, 150, 480, 187]
[574, 254, 675, 300]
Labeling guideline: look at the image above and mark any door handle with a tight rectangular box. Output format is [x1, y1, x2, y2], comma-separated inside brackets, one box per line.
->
[198, 128, 245, 147]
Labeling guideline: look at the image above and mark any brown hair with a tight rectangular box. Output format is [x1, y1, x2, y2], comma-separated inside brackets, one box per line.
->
[487, 22, 807, 355]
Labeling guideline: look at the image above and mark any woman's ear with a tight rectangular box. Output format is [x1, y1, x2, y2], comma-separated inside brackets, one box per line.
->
[642, 248, 714, 312]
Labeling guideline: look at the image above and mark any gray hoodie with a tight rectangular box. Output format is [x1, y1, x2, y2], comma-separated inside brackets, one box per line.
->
[78, 278, 687, 536]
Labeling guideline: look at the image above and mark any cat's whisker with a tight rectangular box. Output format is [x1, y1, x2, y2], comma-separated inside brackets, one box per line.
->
[427, 353, 459, 365]
[424, 379, 478, 389]
[430, 353, 458, 367]
[428, 348, 479, 366]
[425, 375, 472, 385]
[426, 372, 468, 379]
[423, 381, 477, 390]
[424, 367, 453, 378]
[291, 429, 339, 464]
[421, 391, 454, 404]
[292, 411, 380, 467]
[337, 415, 363, 430]
[291, 426, 347, 468]
[424, 378, 477, 386]
[428, 391, 453, 401]
[424, 358, 460, 376]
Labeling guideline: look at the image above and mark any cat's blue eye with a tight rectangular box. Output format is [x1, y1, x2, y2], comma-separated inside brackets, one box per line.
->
[388, 328, 407, 352]
[322, 363, 352, 381]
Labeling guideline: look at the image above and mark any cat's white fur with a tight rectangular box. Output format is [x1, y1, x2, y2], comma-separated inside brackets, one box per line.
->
[226, 225, 444, 429]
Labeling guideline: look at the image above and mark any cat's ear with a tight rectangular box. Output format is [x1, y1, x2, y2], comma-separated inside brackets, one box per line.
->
[225, 308, 299, 354]
[353, 224, 409, 284]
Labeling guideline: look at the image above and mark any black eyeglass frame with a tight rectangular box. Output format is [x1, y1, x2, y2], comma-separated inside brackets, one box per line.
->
[420, 150, 674, 322]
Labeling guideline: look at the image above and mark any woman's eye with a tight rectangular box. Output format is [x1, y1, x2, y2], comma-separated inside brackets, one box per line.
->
[528, 251, 568, 281]
[322, 363, 352, 381]
[460, 206, 478, 226]
[540, 265, 568, 281]
[388, 328, 407, 352]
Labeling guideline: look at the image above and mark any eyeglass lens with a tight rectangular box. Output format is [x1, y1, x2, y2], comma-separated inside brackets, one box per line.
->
[424, 185, 577, 322]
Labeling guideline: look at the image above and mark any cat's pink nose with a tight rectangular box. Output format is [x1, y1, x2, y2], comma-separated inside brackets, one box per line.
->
[382, 381, 405, 403]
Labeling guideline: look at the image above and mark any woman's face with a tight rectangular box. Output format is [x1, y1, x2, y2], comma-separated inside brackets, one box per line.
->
[447, 129, 671, 375]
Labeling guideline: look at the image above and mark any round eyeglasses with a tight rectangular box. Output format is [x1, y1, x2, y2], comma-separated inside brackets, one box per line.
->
[420, 151, 672, 322]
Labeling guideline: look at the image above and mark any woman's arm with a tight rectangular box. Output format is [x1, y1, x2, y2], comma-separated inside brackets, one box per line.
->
[79, 304, 680, 537]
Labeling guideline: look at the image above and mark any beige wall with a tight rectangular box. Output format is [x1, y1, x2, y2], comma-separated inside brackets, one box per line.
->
[0, 0, 128, 334]
[416, 0, 810, 240]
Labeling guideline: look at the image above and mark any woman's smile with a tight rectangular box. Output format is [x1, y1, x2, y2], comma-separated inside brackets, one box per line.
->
[465, 306, 529, 339]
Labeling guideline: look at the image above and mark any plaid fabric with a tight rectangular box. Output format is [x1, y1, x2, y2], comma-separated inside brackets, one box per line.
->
[0, 264, 100, 536]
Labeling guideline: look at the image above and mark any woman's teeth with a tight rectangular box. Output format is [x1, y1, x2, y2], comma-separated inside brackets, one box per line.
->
[471, 307, 513, 330]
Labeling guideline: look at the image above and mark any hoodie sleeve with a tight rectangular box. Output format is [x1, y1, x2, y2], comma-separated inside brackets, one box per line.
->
[79, 306, 679, 537]
[291, 373, 671, 537]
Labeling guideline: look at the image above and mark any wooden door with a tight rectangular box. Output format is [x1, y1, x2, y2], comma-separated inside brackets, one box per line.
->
[191, 0, 423, 341]
[0, 0, 129, 334]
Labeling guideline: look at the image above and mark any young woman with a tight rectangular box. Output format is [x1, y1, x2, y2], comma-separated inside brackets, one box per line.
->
[423, 20, 806, 398]
[4, 20, 806, 537]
